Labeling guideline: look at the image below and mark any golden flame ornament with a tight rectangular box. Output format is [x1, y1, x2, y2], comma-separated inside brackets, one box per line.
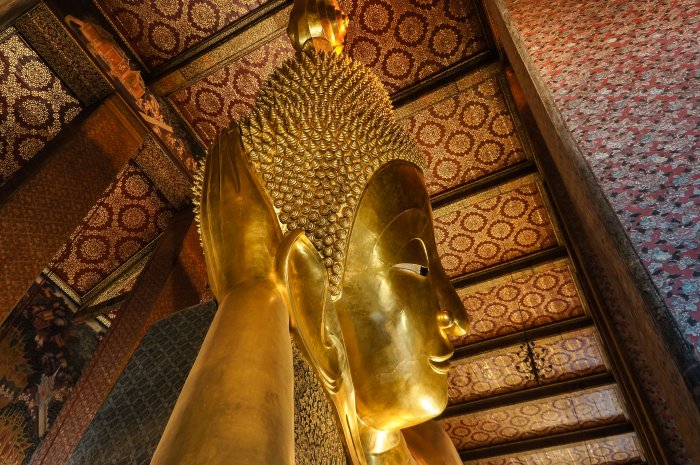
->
[287, 0, 349, 54]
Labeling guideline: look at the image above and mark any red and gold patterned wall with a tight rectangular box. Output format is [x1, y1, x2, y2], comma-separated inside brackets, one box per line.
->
[341, 0, 487, 94]
[500, 0, 700, 360]
[399, 66, 528, 196]
[92, 0, 269, 70]
[50, 161, 175, 297]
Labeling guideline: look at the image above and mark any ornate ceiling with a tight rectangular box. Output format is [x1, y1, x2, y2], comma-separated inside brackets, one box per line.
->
[50, 160, 175, 296]
[0, 29, 82, 183]
[434, 176, 560, 277]
[398, 66, 528, 196]
[452, 260, 586, 346]
[0, 1, 650, 464]
[92, 0, 272, 70]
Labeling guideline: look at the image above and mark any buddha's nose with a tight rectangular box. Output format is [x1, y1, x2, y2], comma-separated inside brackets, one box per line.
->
[434, 267, 469, 337]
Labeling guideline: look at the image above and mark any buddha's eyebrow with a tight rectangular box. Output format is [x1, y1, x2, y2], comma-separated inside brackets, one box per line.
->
[375, 207, 430, 260]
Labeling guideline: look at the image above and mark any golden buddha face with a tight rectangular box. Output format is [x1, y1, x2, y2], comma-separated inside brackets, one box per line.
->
[247, 42, 468, 458]
[334, 160, 468, 431]
[175, 3, 466, 463]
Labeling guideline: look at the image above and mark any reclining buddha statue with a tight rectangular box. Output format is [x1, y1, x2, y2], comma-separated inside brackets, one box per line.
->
[151, 1, 468, 463]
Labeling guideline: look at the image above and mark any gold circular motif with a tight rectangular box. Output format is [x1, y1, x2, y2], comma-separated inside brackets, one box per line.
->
[80, 237, 108, 261]
[416, 122, 444, 146]
[19, 59, 52, 89]
[361, 2, 392, 33]
[435, 159, 459, 180]
[117, 239, 141, 261]
[18, 138, 45, 160]
[515, 228, 539, 247]
[151, 24, 178, 53]
[18, 99, 49, 127]
[384, 49, 413, 79]
[153, 0, 182, 17]
[77, 270, 102, 290]
[190, 2, 217, 30]
[120, 206, 148, 230]
[124, 174, 150, 198]
[430, 25, 460, 58]
[90, 205, 111, 229]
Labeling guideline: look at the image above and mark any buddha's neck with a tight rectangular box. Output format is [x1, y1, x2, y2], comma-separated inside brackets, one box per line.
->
[356, 417, 416, 465]
[331, 377, 416, 465]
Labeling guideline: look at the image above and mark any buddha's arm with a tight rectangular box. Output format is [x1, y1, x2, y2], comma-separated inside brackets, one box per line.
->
[150, 280, 293, 465]
[151, 123, 293, 465]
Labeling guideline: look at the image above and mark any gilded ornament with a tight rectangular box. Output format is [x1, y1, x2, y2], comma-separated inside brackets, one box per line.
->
[287, 0, 348, 54]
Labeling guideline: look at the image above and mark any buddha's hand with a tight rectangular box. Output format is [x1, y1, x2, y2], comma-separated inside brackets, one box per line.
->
[197, 122, 283, 299]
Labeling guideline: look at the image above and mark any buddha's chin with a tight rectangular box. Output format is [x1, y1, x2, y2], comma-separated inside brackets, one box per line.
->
[356, 387, 447, 431]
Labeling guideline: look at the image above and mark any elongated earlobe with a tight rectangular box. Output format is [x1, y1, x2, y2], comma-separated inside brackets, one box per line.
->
[276, 230, 346, 392]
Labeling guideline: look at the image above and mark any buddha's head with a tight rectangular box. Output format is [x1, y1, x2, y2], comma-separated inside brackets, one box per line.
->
[237, 47, 469, 443]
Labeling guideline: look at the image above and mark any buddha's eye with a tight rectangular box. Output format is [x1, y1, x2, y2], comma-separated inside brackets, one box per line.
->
[392, 263, 429, 276]
[390, 238, 429, 276]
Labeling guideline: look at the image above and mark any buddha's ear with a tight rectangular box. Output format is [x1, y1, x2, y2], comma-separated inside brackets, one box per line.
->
[276, 230, 345, 392]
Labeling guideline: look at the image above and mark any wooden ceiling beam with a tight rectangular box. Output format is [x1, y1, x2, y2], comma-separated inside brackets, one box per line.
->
[457, 421, 636, 462]
[453, 315, 592, 359]
[441, 371, 615, 418]
[431, 160, 536, 209]
[450, 245, 568, 290]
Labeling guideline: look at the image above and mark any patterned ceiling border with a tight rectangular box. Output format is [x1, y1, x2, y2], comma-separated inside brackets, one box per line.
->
[395, 62, 503, 119]
[450, 258, 589, 348]
[78, 236, 158, 309]
[441, 383, 628, 451]
[458, 257, 592, 314]
[385, 0, 496, 106]
[41, 269, 81, 305]
[165, 31, 292, 149]
[90, 0, 290, 76]
[433, 173, 565, 281]
[0, 24, 14, 41]
[396, 62, 536, 202]
[152, 0, 496, 107]
[460, 432, 643, 465]
[133, 136, 192, 209]
[0, 27, 83, 185]
[47, 160, 177, 298]
[436, 173, 545, 218]
[152, 5, 292, 97]
[13, 2, 112, 106]
[395, 61, 529, 145]
[149, 0, 291, 78]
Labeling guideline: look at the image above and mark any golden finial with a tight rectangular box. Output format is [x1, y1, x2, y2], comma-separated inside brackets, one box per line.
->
[287, 0, 349, 55]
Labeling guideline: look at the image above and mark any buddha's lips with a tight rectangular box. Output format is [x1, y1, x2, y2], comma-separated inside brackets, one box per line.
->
[428, 353, 453, 375]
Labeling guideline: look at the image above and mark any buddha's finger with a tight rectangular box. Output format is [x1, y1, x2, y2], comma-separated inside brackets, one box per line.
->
[201, 131, 224, 295]
[226, 122, 266, 203]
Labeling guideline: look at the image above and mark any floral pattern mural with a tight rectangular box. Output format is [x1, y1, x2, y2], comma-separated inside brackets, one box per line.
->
[0, 278, 101, 465]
